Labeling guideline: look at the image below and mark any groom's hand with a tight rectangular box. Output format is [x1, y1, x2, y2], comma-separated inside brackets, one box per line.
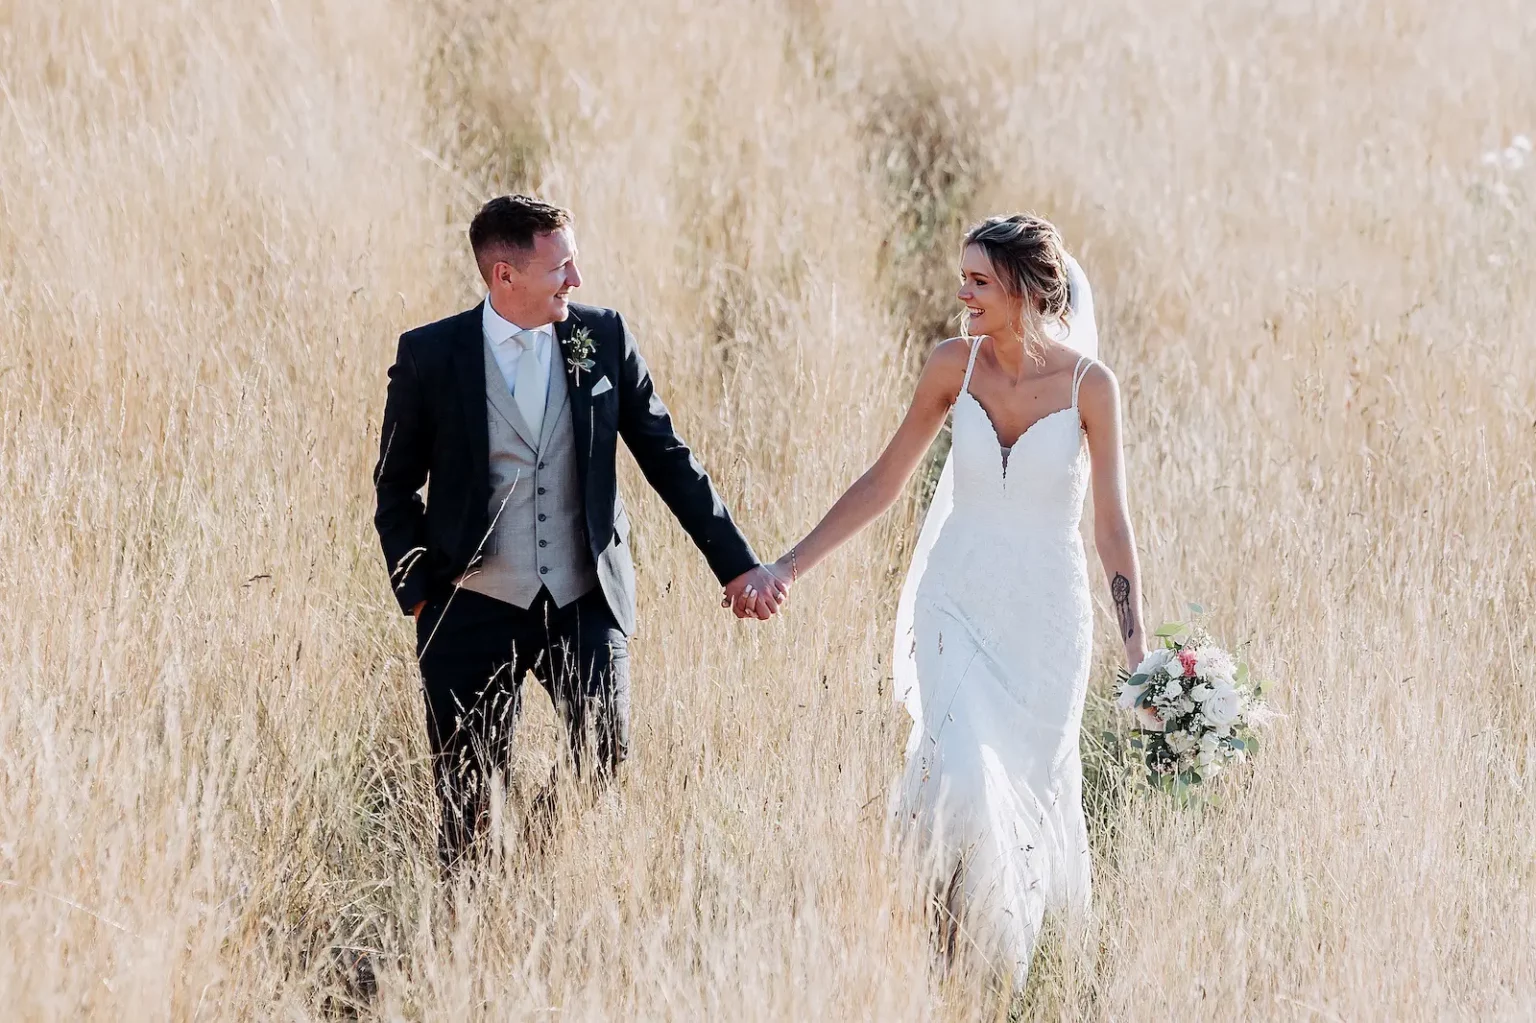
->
[723, 566, 787, 620]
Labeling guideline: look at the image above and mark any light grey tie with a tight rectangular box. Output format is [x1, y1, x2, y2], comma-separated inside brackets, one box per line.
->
[511, 329, 546, 440]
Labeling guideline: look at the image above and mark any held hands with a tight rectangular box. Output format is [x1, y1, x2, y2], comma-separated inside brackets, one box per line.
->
[721, 561, 793, 620]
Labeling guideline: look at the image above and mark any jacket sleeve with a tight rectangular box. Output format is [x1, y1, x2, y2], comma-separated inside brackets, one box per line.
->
[373, 332, 432, 614]
[613, 312, 759, 586]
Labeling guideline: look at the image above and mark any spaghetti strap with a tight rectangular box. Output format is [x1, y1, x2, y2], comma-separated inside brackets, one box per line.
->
[960, 337, 983, 395]
[1070, 355, 1094, 408]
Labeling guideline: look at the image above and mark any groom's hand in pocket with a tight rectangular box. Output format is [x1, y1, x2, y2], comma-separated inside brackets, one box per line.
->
[723, 566, 787, 620]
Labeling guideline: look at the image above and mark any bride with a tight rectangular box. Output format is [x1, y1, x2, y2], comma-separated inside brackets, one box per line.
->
[755, 214, 1148, 985]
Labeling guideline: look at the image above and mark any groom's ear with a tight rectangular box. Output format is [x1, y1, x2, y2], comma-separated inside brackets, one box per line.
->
[480, 248, 525, 287]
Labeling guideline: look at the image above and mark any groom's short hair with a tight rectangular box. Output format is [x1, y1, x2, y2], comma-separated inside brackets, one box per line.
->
[470, 194, 572, 276]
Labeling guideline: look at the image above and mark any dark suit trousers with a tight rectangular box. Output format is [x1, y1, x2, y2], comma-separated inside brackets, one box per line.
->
[414, 585, 630, 866]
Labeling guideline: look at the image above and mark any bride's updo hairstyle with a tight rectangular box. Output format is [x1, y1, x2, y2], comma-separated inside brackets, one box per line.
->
[963, 214, 1072, 341]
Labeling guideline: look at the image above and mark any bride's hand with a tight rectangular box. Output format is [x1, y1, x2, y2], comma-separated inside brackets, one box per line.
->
[752, 558, 792, 612]
[738, 557, 794, 618]
[765, 556, 794, 593]
[1125, 641, 1150, 675]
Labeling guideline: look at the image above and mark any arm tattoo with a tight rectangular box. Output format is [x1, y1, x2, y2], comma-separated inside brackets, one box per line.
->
[1111, 573, 1135, 640]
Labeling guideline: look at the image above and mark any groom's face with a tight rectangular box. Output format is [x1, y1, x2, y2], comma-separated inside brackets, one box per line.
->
[498, 226, 582, 326]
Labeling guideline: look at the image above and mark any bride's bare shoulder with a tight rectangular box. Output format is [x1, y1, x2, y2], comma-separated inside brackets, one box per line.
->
[913, 337, 973, 399]
[923, 336, 973, 377]
[931, 335, 974, 358]
[1076, 359, 1121, 424]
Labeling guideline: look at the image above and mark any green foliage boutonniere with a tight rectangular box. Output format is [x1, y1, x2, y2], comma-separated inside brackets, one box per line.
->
[564, 326, 596, 382]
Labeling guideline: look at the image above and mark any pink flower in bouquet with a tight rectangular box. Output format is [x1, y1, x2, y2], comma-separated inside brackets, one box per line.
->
[1178, 649, 1199, 677]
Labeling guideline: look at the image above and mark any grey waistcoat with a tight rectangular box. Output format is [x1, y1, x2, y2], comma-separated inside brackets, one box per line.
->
[456, 339, 598, 608]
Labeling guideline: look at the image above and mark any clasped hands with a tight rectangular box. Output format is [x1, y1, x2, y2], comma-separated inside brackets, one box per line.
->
[721, 558, 794, 621]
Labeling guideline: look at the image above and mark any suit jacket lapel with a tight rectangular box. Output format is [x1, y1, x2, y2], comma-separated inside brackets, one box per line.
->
[538, 331, 571, 451]
[454, 304, 492, 497]
[556, 313, 595, 484]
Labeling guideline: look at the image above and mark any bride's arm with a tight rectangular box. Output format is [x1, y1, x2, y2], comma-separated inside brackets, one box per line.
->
[1079, 363, 1150, 671]
[767, 339, 969, 586]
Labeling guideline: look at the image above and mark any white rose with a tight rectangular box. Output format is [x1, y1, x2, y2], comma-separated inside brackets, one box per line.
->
[1199, 732, 1221, 753]
[1166, 730, 1196, 755]
[1190, 683, 1215, 702]
[1135, 648, 1175, 677]
[1201, 685, 1243, 729]
[1163, 678, 1184, 700]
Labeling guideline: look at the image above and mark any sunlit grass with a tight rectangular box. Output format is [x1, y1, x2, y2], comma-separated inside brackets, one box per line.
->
[1, 0, 1533, 1017]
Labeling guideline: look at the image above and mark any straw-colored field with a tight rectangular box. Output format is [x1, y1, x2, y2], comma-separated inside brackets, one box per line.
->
[2, 0, 1533, 1017]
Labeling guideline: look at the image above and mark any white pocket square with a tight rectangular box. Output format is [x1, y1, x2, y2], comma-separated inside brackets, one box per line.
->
[589, 375, 613, 396]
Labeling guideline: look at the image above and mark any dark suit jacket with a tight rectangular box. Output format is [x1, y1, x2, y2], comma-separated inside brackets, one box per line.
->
[373, 301, 759, 635]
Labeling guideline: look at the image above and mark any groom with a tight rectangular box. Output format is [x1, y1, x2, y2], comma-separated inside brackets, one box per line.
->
[373, 194, 785, 866]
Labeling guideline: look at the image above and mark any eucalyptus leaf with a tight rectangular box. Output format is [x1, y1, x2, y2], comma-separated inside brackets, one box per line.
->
[1155, 623, 1186, 638]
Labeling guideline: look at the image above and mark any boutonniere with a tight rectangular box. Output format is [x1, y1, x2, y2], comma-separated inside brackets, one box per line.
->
[563, 326, 597, 382]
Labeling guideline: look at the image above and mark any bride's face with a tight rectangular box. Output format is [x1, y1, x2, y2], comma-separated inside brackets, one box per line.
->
[957, 244, 1023, 341]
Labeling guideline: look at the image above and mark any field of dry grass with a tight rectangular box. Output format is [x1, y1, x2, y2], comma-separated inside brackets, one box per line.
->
[2, 0, 1534, 1018]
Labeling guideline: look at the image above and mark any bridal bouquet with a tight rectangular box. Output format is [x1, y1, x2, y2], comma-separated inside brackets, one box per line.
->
[1115, 614, 1272, 788]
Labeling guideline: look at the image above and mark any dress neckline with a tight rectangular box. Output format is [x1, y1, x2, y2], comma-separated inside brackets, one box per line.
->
[958, 339, 1094, 449]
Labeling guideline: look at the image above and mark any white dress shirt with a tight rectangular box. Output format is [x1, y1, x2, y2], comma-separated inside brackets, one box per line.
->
[482, 296, 553, 399]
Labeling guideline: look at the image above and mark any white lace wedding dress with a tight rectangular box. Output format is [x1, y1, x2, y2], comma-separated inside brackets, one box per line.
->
[892, 260, 1098, 987]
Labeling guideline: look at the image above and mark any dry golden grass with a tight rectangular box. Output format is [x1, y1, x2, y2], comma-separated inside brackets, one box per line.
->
[2, 0, 1534, 1018]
